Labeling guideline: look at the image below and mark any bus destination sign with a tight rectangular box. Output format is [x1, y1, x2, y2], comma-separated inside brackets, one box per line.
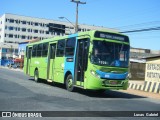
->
[94, 31, 129, 42]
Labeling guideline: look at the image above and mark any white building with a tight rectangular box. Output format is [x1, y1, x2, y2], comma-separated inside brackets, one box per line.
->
[0, 43, 18, 60]
[0, 13, 117, 65]
[0, 13, 116, 44]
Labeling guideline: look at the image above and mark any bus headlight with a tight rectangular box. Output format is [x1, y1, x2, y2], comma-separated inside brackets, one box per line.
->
[90, 70, 100, 78]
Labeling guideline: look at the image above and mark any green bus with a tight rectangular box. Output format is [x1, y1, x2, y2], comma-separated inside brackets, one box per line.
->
[24, 30, 130, 92]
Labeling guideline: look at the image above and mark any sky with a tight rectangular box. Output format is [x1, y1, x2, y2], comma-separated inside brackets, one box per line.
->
[1, 0, 160, 50]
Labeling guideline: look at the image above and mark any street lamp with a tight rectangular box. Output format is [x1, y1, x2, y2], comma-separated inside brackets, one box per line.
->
[58, 17, 75, 28]
[71, 0, 86, 33]
[58, 17, 75, 34]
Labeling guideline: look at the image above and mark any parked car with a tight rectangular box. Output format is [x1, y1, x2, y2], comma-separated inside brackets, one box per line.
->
[7, 63, 20, 68]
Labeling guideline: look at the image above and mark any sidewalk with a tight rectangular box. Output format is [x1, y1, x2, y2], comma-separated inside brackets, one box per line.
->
[120, 88, 160, 100]
[0, 66, 23, 72]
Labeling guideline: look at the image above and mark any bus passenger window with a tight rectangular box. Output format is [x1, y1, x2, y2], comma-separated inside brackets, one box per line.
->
[32, 45, 37, 57]
[65, 37, 76, 56]
[42, 43, 48, 57]
[56, 39, 65, 57]
[37, 44, 43, 57]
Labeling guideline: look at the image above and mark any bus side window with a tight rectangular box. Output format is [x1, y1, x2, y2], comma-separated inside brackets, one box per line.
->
[32, 45, 37, 57]
[42, 42, 48, 57]
[37, 44, 43, 57]
[65, 37, 76, 56]
[56, 39, 65, 57]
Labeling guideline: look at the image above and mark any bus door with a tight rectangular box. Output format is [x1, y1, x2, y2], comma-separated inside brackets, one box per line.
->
[47, 43, 56, 80]
[26, 47, 32, 75]
[75, 38, 89, 86]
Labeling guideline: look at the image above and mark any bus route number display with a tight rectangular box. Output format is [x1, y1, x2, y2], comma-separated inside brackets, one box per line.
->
[94, 31, 129, 42]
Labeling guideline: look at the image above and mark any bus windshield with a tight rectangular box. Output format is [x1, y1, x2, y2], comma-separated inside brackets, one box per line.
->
[91, 40, 130, 67]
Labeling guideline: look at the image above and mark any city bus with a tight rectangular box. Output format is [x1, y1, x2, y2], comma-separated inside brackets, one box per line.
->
[23, 30, 130, 92]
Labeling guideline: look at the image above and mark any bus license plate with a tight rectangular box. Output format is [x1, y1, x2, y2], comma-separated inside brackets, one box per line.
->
[110, 81, 117, 85]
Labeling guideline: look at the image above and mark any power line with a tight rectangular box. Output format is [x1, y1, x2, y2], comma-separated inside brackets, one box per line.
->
[125, 30, 160, 35]
[113, 21, 160, 29]
[120, 26, 160, 33]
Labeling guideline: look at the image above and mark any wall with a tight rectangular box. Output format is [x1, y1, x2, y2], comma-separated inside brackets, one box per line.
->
[130, 62, 146, 80]
[145, 57, 160, 82]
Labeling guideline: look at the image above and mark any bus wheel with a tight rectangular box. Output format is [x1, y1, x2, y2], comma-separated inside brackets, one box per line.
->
[65, 74, 74, 92]
[34, 70, 40, 82]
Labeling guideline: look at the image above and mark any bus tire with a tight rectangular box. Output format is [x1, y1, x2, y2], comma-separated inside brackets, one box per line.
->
[65, 74, 74, 92]
[34, 70, 40, 82]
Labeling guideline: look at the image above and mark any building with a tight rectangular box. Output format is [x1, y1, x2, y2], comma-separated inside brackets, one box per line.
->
[1, 13, 160, 67]
[130, 47, 160, 59]
[129, 47, 160, 80]
[0, 13, 116, 44]
[0, 13, 117, 65]
[0, 43, 18, 66]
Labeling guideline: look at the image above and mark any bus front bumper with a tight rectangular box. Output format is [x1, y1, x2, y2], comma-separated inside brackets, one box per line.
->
[86, 75, 128, 90]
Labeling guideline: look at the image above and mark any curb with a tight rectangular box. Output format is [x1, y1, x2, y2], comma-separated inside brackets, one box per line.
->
[0, 66, 23, 72]
[129, 81, 160, 94]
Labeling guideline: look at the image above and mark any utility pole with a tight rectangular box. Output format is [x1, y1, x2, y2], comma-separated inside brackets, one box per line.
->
[71, 0, 86, 33]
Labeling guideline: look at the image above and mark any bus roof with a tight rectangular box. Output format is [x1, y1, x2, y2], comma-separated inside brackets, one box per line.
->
[27, 30, 129, 46]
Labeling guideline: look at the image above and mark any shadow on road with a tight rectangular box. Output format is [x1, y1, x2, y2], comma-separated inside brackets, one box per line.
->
[28, 78, 35, 81]
[28, 78, 146, 99]
[28, 78, 66, 89]
[75, 88, 146, 99]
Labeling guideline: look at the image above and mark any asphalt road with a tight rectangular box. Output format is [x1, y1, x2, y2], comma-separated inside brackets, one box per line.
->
[0, 68, 159, 120]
